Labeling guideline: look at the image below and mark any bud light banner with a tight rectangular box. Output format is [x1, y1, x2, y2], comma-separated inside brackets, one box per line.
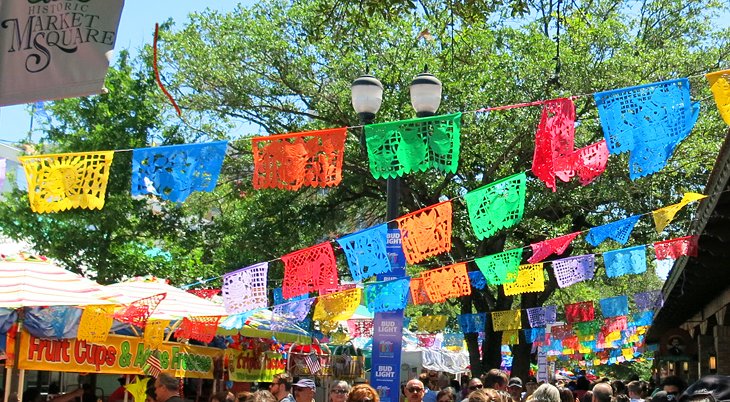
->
[371, 229, 406, 402]
[0, 0, 124, 106]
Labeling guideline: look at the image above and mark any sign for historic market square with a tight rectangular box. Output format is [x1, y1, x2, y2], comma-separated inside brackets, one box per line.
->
[17, 331, 223, 379]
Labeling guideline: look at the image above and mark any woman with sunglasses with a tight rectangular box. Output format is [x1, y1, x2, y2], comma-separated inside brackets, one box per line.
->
[330, 381, 352, 402]
[347, 385, 380, 402]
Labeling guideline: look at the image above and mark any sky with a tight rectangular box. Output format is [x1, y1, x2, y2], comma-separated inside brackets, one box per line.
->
[0, 1, 246, 144]
[0, 2, 727, 145]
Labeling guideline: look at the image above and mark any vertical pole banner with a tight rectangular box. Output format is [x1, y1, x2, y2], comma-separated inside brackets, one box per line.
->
[371, 229, 407, 402]
[537, 348, 548, 383]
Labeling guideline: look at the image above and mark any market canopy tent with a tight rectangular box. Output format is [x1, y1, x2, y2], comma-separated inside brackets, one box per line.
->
[106, 277, 227, 319]
[218, 309, 311, 344]
[0, 256, 119, 308]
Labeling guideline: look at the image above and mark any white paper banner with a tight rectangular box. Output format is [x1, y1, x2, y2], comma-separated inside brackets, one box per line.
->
[0, 0, 124, 106]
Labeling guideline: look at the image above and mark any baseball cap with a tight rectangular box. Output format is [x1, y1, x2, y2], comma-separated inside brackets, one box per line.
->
[294, 379, 316, 390]
[679, 376, 730, 402]
[509, 378, 523, 388]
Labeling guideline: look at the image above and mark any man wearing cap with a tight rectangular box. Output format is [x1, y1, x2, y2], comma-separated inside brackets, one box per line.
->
[293, 379, 316, 402]
[271, 373, 295, 402]
[508, 378, 524, 402]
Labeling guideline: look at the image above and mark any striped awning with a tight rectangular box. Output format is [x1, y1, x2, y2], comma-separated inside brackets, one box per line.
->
[0, 257, 118, 308]
[106, 278, 227, 320]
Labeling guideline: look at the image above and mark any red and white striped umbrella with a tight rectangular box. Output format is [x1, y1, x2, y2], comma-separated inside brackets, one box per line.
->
[0, 256, 119, 308]
[106, 278, 227, 320]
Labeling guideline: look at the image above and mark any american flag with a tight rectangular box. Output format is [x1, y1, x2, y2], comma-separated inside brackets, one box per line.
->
[304, 352, 322, 374]
[144, 350, 163, 378]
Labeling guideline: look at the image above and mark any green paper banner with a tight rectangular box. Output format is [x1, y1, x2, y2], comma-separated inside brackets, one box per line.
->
[474, 249, 523, 285]
[464, 172, 526, 240]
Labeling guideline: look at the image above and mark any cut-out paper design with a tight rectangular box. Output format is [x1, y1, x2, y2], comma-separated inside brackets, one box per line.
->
[574, 321, 601, 338]
[527, 305, 557, 328]
[532, 98, 576, 191]
[131, 141, 227, 202]
[503, 263, 545, 296]
[365, 113, 462, 179]
[337, 224, 391, 281]
[502, 330, 520, 345]
[19, 151, 114, 213]
[272, 298, 316, 331]
[585, 215, 641, 247]
[347, 319, 374, 338]
[565, 301, 595, 323]
[443, 333, 465, 347]
[529, 232, 581, 263]
[552, 254, 595, 288]
[631, 311, 654, 327]
[222, 262, 268, 314]
[652, 193, 707, 233]
[601, 316, 628, 335]
[187, 289, 221, 300]
[365, 277, 410, 313]
[524, 328, 546, 343]
[397, 201, 452, 264]
[421, 262, 471, 303]
[654, 235, 699, 260]
[492, 310, 522, 331]
[706, 69, 730, 126]
[251, 128, 347, 190]
[114, 293, 166, 328]
[603, 245, 647, 278]
[415, 315, 448, 333]
[465, 172, 526, 240]
[409, 278, 433, 305]
[574, 140, 610, 186]
[174, 316, 221, 343]
[595, 78, 700, 179]
[475, 249, 523, 285]
[77, 305, 114, 343]
[320, 283, 357, 296]
[313, 288, 361, 321]
[144, 319, 168, 349]
[418, 334, 437, 348]
[634, 290, 663, 311]
[468, 271, 487, 290]
[281, 242, 339, 298]
[272, 288, 308, 305]
[600, 296, 629, 318]
[549, 324, 573, 339]
[458, 313, 487, 333]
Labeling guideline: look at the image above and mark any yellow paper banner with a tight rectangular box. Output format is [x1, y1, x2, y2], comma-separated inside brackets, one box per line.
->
[652, 192, 706, 233]
[707, 69, 730, 126]
[19, 151, 114, 213]
[313, 288, 361, 321]
[491, 310, 522, 331]
[415, 315, 448, 333]
[144, 319, 169, 349]
[501, 330, 519, 345]
[503, 263, 545, 296]
[17, 330, 222, 378]
[77, 305, 114, 343]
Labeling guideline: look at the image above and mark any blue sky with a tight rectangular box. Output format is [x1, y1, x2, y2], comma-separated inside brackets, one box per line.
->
[0, 3, 727, 145]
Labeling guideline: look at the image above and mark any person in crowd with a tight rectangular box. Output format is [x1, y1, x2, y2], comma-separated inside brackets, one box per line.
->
[558, 388, 575, 402]
[650, 392, 671, 402]
[580, 391, 592, 402]
[628, 381, 644, 402]
[498, 390, 513, 402]
[419, 374, 437, 402]
[525, 382, 538, 401]
[678, 375, 730, 402]
[270, 373, 295, 402]
[251, 391, 277, 402]
[437, 389, 456, 402]
[109, 377, 134, 402]
[592, 383, 613, 402]
[405, 379, 428, 402]
[530, 384, 560, 402]
[292, 379, 316, 402]
[329, 381, 352, 402]
[237, 392, 253, 402]
[461, 379, 485, 402]
[574, 377, 591, 401]
[209, 391, 231, 402]
[484, 371, 509, 392]
[508, 378, 523, 402]
[468, 390, 502, 402]
[145, 387, 156, 402]
[155, 373, 184, 402]
[613, 382, 628, 398]
[661, 377, 687, 398]
[347, 385, 379, 402]
[47, 389, 84, 402]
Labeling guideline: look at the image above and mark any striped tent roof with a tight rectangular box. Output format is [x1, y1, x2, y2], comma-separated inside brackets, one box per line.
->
[0, 255, 119, 308]
[106, 278, 227, 320]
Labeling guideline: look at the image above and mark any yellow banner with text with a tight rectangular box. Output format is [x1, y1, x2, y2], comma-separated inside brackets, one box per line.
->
[17, 331, 223, 379]
[227, 349, 286, 382]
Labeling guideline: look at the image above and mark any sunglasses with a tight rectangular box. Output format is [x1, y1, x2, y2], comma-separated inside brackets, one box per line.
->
[407, 388, 424, 393]
[331, 390, 348, 395]
[469, 385, 484, 390]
